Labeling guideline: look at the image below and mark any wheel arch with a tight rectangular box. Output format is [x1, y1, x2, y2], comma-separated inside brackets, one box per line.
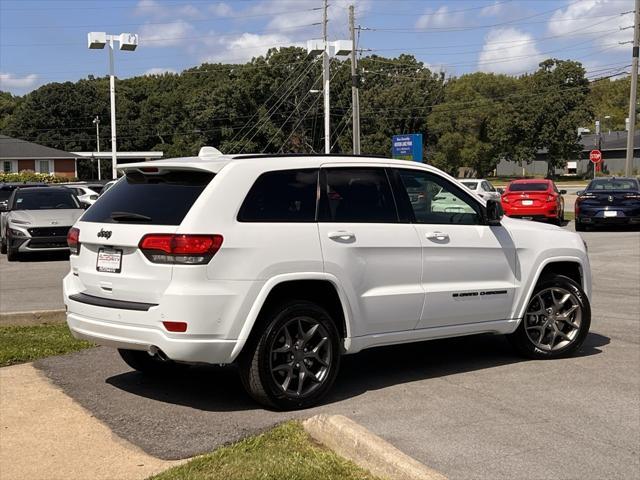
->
[230, 273, 353, 362]
[514, 256, 589, 323]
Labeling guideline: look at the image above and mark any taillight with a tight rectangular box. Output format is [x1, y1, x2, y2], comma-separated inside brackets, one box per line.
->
[502, 196, 509, 203]
[67, 227, 80, 255]
[546, 195, 554, 202]
[138, 234, 223, 265]
[624, 193, 640, 199]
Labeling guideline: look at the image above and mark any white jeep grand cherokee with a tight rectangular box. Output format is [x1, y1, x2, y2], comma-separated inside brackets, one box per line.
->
[64, 153, 591, 409]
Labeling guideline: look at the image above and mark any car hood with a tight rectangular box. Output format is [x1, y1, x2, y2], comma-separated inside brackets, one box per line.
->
[9, 209, 84, 227]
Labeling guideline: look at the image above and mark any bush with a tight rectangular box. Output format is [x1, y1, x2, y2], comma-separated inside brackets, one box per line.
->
[0, 170, 77, 183]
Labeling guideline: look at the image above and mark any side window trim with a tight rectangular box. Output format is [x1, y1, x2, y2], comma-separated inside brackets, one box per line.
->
[392, 167, 487, 225]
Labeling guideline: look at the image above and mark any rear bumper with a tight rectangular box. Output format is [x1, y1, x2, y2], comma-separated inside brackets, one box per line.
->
[63, 273, 260, 364]
[67, 312, 237, 364]
[577, 214, 640, 226]
[503, 204, 558, 219]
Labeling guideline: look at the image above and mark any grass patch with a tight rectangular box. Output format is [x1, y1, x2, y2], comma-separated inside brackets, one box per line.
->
[149, 421, 381, 480]
[0, 323, 94, 367]
[564, 211, 575, 221]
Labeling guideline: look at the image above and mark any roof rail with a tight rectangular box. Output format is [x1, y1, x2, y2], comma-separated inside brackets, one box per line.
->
[232, 153, 390, 160]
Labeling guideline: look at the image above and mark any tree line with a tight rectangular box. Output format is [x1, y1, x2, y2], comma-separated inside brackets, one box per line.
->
[0, 47, 634, 179]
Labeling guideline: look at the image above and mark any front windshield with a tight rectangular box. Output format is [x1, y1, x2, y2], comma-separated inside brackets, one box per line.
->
[12, 190, 80, 210]
[587, 179, 639, 191]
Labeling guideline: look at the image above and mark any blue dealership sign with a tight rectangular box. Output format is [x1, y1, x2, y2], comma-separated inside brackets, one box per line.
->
[392, 134, 423, 162]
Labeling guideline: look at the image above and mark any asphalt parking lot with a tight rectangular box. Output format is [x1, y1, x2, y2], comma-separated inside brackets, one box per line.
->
[18, 222, 637, 480]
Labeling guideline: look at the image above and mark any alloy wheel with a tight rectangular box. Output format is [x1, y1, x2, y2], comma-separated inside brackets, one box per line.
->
[268, 316, 333, 398]
[524, 287, 582, 351]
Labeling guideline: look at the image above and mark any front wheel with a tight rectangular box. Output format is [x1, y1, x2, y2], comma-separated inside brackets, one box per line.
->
[239, 301, 341, 410]
[0, 238, 6, 254]
[508, 274, 590, 359]
[6, 246, 18, 261]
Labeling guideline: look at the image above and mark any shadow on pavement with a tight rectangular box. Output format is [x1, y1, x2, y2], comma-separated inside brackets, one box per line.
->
[11, 251, 70, 262]
[105, 332, 610, 411]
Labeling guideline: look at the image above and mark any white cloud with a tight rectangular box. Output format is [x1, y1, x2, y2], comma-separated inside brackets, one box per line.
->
[135, 0, 201, 19]
[416, 6, 466, 29]
[144, 67, 178, 76]
[480, 1, 505, 17]
[478, 28, 543, 74]
[0, 73, 39, 90]
[139, 20, 194, 47]
[547, 0, 633, 51]
[210, 2, 233, 17]
[201, 32, 299, 63]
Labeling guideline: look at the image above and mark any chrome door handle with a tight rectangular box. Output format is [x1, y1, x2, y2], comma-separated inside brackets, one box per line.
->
[328, 231, 355, 241]
[425, 231, 449, 241]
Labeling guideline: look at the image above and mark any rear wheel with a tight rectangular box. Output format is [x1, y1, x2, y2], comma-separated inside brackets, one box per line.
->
[118, 349, 184, 375]
[575, 219, 586, 232]
[0, 238, 6, 254]
[239, 301, 341, 410]
[508, 274, 590, 359]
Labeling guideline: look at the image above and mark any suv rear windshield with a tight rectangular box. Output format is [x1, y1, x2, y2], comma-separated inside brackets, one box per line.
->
[508, 182, 549, 192]
[82, 170, 214, 225]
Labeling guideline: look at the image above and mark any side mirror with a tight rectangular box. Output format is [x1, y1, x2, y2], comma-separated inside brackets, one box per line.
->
[0, 202, 9, 213]
[560, 189, 567, 195]
[80, 202, 91, 210]
[497, 187, 504, 194]
[576, 190, 583, 196]
[486, 199, 503, 226]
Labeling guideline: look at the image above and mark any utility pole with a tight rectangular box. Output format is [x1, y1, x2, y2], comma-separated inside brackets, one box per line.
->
[595, 120, 601, 179]
[93, 116, 101, 181]
[322, 0, 330, 154]
[349, 5, 361, 155]
[625, 0, 639, 176]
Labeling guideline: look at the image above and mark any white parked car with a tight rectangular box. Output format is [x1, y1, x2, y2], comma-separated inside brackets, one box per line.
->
[64, 153, 592, 409]
[63, 185, 100, 205]
[459, 179, 502, 202]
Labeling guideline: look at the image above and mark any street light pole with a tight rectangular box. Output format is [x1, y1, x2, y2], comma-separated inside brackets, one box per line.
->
[349, 5, 361, 155]
[108, 37, 118, 180]
[322, 0, 330, 154]
[93, 115, 101, 180]
[625, 0, 639, 176]
[88, 32, 138, 179]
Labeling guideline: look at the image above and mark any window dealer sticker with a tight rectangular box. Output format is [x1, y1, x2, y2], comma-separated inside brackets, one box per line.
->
[96, 248, 122, 273]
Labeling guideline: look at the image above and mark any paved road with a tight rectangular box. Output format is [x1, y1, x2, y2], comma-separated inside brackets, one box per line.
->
[0, 252, 68, 313]
[35, 224, 639, 479]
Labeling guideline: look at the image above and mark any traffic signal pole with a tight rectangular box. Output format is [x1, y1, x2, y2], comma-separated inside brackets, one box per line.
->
[625, 0, 639, 176]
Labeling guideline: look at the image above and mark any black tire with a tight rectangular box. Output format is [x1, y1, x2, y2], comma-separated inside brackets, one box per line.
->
[118, 348, 184, 375]
[0, 238, 6, 255]
[508, 274, 590, 359]
[575, 219, 586, 232]
[6, 246, 18, 261]
[238, 300, 341, 410]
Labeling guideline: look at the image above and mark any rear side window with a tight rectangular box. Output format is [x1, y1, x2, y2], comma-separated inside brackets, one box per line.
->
[508, 182, 549, 192]
[238, 169, 318, 222]
[82, 170, 214, 225]
[319, 168, 397, 223]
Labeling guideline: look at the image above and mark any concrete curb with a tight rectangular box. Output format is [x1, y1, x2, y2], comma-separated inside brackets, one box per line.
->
[0, 309, 66, 326]
[303, 414, 447, 480]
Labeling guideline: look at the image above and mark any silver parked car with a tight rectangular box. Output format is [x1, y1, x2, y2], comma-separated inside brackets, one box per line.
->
[0, 187, 85, 261]
[459, 179, 502, 202]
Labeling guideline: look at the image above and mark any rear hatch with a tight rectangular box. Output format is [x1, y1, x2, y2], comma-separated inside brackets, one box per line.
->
[504, 183, 550, 207]
[72, 168, 215, 304]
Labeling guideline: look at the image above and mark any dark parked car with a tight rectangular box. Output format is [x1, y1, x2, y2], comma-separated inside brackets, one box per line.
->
[575, 177, 640, 231]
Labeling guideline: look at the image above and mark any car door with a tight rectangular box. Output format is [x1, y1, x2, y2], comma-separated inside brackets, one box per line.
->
[391, 168, 516, 328]
[317, 166, 423, 336]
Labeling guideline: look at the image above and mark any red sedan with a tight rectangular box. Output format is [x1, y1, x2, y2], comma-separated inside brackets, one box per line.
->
[501, 179, 566, 225]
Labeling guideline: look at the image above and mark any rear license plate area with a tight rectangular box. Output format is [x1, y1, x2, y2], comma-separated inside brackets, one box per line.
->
[604, 211, 618, 218]
[97, 248, 123, 273]
[521, 200, 533, 206]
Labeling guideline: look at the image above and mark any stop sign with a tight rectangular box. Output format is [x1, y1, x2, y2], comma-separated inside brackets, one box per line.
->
[590, 150, 602, 164]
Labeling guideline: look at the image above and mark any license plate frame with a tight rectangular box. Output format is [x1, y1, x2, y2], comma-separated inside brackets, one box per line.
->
[521, 199, 533, 206]
[96, 248, 123, 273]
[604, 210, 618, 218]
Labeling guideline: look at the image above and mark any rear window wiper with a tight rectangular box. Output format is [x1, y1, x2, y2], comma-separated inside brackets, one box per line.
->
[110, 211, 152, 222]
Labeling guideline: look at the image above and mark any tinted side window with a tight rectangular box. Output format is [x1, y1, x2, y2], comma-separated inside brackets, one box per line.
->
[82, 170, 214, 225]
[238, 169, 318, 222]
[319, 168, 397, 223]
[394, 169, 481, 225]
